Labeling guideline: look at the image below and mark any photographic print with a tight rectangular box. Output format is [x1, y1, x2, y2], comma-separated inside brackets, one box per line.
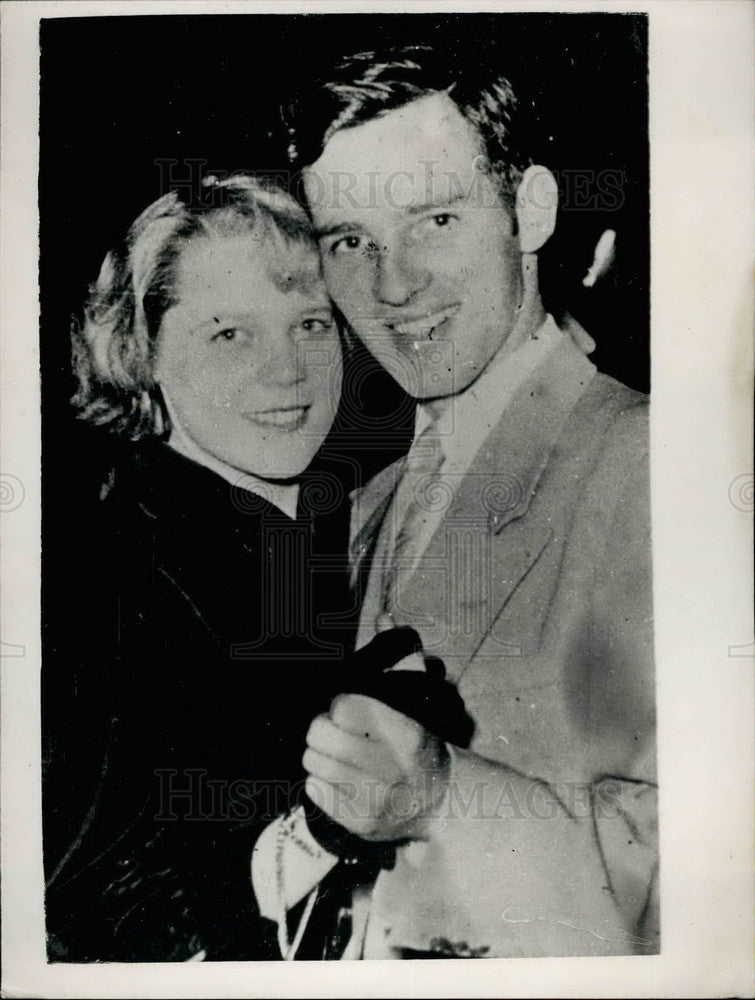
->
[38, 11, 655, 964]
[1, 3, 752, 998]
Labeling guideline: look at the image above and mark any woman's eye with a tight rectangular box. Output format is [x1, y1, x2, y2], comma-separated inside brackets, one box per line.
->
[432, 213, 453, 227]
[211, 327, 244, 343]
[301, 317, 333, 335]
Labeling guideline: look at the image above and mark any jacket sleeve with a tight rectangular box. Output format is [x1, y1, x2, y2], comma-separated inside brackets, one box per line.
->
[43, 524, 273, 962]
[363, 412, 657, 959]
[365, 750, 657, 957]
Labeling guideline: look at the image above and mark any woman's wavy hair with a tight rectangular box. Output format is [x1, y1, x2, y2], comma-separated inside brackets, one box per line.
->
[72, 175, 319, 439]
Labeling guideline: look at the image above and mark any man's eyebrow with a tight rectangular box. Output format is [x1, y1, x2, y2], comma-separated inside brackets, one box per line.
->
[406, 192, 468, 216]
[313, 221, 360, 240]
[313, 192, 469, 239]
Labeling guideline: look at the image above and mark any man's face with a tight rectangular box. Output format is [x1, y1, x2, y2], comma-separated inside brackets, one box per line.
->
[304, 92, 523, 400]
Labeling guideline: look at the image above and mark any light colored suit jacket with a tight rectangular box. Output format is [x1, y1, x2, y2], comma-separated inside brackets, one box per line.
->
[351, 336, 657, 957]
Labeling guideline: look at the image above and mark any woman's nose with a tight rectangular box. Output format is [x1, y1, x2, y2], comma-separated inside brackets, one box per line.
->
[256, 329, 302, 386]
[373, 244, 431, 306]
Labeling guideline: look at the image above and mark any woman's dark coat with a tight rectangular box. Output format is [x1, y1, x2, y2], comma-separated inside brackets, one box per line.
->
[42, 440, 357, 961]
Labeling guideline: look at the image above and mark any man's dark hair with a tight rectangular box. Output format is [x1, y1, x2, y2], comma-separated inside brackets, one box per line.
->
[283, 45, 536, 211]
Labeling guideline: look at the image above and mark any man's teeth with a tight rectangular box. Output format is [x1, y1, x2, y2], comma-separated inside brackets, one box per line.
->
[389, 306, 458, 338]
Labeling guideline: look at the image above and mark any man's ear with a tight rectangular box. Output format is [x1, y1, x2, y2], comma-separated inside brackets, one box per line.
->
[515, 165, 558, 253]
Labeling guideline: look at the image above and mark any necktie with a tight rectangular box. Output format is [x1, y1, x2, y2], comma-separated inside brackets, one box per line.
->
[380, 421, 445, 618]
[294, 425, 445, 960]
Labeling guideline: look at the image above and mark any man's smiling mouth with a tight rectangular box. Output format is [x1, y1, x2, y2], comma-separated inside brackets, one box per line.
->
[385, 304, 460, 340]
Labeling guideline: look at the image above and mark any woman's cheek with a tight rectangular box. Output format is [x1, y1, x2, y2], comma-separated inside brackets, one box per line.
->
[188, 350, 243, 409]
[320, 337, 343, 418]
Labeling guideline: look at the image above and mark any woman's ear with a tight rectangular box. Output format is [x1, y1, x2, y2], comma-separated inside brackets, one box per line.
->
[515, 165, 559, 253]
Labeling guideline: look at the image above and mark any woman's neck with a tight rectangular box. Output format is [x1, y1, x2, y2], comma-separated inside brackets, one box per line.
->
[161, 400, 300, 520]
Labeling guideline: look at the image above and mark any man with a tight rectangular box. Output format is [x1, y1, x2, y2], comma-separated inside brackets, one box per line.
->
[255, 46, 656, 959]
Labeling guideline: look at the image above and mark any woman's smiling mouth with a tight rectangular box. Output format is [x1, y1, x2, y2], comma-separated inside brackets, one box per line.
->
[241, 405, 310, 431]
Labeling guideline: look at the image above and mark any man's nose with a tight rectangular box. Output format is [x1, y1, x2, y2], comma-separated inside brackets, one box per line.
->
[373, 244, 430, 306]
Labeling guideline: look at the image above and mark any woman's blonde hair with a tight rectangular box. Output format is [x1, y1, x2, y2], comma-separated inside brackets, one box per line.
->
[72, 175, 318, 439]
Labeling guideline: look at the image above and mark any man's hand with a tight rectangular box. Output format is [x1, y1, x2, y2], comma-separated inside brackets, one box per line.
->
[303, 693, 451, 843]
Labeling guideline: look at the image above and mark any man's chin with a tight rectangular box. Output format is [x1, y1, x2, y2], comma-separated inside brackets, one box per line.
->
[362, 350, 455, 401]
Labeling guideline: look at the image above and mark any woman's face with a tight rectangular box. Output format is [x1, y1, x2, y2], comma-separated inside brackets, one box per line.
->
[154, 230, 342, 480]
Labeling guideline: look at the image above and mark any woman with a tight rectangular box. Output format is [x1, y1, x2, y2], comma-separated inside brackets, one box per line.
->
[42, 175, 360, 961]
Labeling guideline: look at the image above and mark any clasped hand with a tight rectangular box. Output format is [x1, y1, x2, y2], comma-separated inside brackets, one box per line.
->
[303, 660, 451, 843]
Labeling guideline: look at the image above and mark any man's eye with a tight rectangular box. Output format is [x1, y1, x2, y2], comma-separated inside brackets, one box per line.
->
[427, 211, 460, 230]
[409, 212, 460, 242]
[329, 234, 363, 255]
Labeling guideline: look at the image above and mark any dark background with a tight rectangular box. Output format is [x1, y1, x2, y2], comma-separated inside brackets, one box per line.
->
[40, 12, 649, 501]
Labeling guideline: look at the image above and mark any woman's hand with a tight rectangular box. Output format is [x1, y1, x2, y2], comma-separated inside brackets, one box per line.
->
[303, 691, 451, 843]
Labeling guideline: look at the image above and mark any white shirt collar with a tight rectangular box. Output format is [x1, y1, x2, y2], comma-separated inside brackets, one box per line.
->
[414, 314, 565, 472]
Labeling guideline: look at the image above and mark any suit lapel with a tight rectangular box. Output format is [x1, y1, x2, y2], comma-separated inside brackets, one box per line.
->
[349, 457, 404, 585]
[372, 338, 597, 677]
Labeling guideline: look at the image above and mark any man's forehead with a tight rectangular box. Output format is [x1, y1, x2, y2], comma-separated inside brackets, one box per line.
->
[304, 92, 486, 216]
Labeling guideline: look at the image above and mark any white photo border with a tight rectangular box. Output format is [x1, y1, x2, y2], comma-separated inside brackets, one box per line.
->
[1, 2, 753, 997]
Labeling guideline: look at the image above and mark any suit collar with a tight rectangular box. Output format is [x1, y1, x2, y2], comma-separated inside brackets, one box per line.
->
[407, 337, 596, 667]
[349, 456, 405, 565]
[350, 335, 596, 613]
[420, 333, 597, 541]
[411, 337, 597, 675]
[462, 333, 597, 534]
[352, 335, 598, 660]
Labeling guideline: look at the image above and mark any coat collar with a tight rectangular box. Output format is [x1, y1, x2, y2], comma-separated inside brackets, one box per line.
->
[350, 336, 598, 668]
[117, 441, 300, 528]
[350, 335, 596, 551]
[453, 333, 597, 535]
[349, 455, 405, 565]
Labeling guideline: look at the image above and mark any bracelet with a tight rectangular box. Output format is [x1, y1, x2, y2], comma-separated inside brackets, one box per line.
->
[275, 812, 318, 961]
